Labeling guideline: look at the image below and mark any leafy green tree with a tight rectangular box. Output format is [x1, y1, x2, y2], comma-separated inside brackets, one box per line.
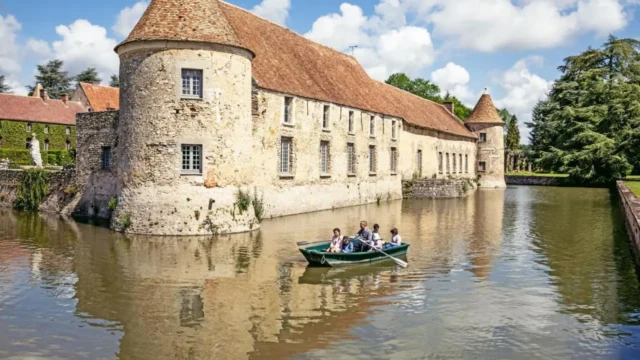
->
[498, 108, 513, 124]
[442, 92, 472, 120]
[28, 60, 73, 99]
[506, 115, 521, 151]
[109, 74, 120, 88]
[0, 75, 11, 93]
[75, 67, 101, 84]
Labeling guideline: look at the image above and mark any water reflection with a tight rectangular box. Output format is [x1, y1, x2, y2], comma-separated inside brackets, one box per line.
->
[1, 187, 640, 359]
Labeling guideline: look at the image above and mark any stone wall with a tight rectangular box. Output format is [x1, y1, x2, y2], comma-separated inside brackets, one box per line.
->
[402, 179, 476, 199]
[0, 168, 77, 213]
[468, 123, 506, 188]
[617, 181, 640, 263]
[74, 111, 120, 219]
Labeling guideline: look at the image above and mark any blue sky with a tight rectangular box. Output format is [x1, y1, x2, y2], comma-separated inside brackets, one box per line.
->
[1, 0, 639, 139]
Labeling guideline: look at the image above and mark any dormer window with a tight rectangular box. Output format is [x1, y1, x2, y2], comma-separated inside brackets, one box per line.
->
[181, 69, 203, 99]
[479, 133, 487, 142]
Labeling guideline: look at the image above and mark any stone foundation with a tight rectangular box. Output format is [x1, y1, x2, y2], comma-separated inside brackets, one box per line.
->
[0, 168, 78, 213]
[505, 175, 569, 186]
[617, 181, 640, 263]
[402, 179, 476, 199]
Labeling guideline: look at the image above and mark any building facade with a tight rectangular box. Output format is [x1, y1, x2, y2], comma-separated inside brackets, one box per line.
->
[77, 0, 503, 235]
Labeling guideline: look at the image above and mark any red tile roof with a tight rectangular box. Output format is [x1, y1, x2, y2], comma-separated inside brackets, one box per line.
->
[466, 94, 504, 124]
[78, 83, 120, 111]
[0, 93, 85, 125]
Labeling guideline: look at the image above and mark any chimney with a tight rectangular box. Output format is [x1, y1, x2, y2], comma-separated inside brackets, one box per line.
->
[60, 93, 68, 105]
[444, 101, 455, 115]
[39, 89, 49, 101]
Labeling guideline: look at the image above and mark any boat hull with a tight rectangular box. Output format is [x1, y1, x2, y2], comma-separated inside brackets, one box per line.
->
[299, 241, 410, 268]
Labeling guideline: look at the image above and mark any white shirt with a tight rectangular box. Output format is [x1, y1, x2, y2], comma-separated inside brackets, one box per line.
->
[372, 232, 382, 241]
[330, 235, 344, 250]
[391, 234, 402, 245]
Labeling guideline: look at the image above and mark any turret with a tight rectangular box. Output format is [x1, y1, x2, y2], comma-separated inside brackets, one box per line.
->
[466, 91, 506, 189]
[112, 0, 257, 235]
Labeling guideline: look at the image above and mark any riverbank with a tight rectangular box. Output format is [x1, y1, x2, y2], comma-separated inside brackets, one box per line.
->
[617, 181, 640, 263]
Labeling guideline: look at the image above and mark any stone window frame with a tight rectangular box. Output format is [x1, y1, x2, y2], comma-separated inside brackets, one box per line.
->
[369, 145, 377, 175]
[453, 154, 457, 174]
[438, 152, 443, 174]
[369, 115, 376, 138]
[348, 111, 355, 134]
[283, 96, 295, 126]
[181, 69, 204, 99]
[390, 147, 398, 174]
[347, 142, 357, 176]
[320, 140, 331, 177]
[322, 104, 331, 131]
[478, 161, 487, 173]
[479, 133, 487, 143]
[279, 136, 295, 177]
[102, 146, 112, 171]
[181, 144, 203, 176]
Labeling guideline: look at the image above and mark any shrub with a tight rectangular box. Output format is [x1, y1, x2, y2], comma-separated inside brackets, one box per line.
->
[14, 169, 50, 211]
[108, 197, 118, 211]
[252, 188, 265, 223]
[237, 188, 251, 214]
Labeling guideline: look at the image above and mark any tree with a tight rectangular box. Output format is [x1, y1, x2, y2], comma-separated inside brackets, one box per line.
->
[0, 75, 11, 93]
[109, 74, 120, 88]
[75, 67, 101, 84]
[385, 73, 473, 120]
[28, 60, 73, 99]
[506, 115, 521, 151]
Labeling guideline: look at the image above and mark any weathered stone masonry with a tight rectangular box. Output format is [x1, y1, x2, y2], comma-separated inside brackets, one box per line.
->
[617, 181, 640, 263]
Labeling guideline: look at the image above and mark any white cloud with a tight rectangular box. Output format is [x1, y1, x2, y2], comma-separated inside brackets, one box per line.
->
[494, 57, 553, 140]
[0, 14, 22, 74]
[407, 0, 632, 52]
[431, 62, 477, 106]
[252, 0, 291, 26]
[26, 38, 51, 58]
[113, 1, 149, 38]
[305, 2, 435, 80]
[51, 20, 120, 80]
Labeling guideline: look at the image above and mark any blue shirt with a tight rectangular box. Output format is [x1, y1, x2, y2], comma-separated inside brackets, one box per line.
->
[342, 242, 354, 253]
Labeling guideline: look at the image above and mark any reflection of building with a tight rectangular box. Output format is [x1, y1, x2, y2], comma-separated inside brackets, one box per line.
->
[467, 189, 505, 279]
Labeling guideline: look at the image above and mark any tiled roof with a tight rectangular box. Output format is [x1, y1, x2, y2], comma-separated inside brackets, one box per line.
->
[79, 83, 120, 111]
[0, 93, 85, 125]
[466, 94, 504, 124]
[117, 0, 247, 53]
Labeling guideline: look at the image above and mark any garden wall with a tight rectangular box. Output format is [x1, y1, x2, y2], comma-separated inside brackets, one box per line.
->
[402, 179, 476, 199]
[617, 181, 640, 263]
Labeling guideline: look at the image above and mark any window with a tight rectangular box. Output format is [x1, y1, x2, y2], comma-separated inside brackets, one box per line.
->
[479, 133, 487, 142]
[320, 141, 330, 175]
[66, 127, 70, 135]
[65, 140, 71, 151]
[417, 150, 423, 177]
[479, 161, 487, 172]
[347, 143, 356, 174]
[181, 144, 202, 175]
[391, 120, 397, 139]
[43, 140, 49, 151]
[181, 69, 203, 98]
[465, 155, 469, 173]
[369, 145, 376, 173]
[284, 96, 293, 124]
[348, 111, 354, 133]
[453, 154, 457, 174]
[323, 105, 330, 129]
[446, 153, 450, 174]
[26, 123, 32, 132]
[280, 137, 292, 174]
[44, 125, 49, 134]
[390, 148, 397, 173]
[369, 116, 375, 137]
[438, 152, 443, 174]
[459, 154, 463, 174]
[102, 147, 112, 170]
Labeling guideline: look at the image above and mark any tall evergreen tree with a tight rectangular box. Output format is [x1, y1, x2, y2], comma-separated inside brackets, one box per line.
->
[28, 60, 73, 99]
[75, 67, 101, 84]
[0, 75, 11, 93]
[506, 115, 521, 151]
[109, 74, 120, 88]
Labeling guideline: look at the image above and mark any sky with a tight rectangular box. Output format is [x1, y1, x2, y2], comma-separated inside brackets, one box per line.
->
[1, 0, 639, 141]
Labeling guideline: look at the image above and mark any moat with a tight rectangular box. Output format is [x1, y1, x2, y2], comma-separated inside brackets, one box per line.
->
[2, 186, 640, 359]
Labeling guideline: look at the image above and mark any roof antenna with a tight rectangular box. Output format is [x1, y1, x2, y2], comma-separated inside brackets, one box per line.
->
[348, 45, 358, 55]
[483, 87, 488, 95]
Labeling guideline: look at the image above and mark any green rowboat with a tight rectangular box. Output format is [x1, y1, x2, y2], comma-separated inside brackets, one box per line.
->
[299, 240, 410, 267]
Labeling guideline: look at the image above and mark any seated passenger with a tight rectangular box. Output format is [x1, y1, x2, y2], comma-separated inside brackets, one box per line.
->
[327, 228, 344, 253]
[341, 238, 354, 253]
[370, 224, 383, 251]
[354, 221, 373, 251]
[386, 228, 402, 248]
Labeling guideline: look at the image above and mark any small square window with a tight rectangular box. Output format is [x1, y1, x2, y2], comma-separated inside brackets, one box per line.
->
[479, 161, 487, 172]
[323, 105, 330, 129]
[181, 69, 203, 99]
[369, 116, 375, 137]
[102, 147, 112, 170]
[181, 144, 203, 175]
[479, 133, 487, 142]
[348, 111, 355, 133]
[284, 97, 294, 124]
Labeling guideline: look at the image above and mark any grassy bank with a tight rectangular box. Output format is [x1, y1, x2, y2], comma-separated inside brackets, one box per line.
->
[626, 182, 640, 197]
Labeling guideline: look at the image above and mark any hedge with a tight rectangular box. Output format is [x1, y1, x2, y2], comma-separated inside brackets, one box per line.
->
[0, 119, 76, 150]
[0, 149, 75, 166]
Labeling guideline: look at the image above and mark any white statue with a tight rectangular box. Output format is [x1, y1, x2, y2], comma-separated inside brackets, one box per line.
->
[30, 133, 43, 169]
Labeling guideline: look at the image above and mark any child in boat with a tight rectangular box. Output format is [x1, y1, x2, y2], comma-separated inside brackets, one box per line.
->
[370, 224, 383, 251]
[386, 228, 402, 248]
[341, 238, 354, 253]
[327, 228, 344, 253]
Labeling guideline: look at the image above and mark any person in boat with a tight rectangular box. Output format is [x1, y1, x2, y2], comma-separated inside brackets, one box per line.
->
[354, 221, 373, 252]
[370, 224, 384, 252]
[385, 228, 402, 248]
[341, 238, 354, 253]
[327, 228, 344, 253]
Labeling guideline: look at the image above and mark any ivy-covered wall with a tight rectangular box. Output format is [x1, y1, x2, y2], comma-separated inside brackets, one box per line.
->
[0, 120, 76, 150]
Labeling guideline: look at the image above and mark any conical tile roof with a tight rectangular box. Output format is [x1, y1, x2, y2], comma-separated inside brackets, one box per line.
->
[466, 93, 504, 124]
[116, 0, 248, 53]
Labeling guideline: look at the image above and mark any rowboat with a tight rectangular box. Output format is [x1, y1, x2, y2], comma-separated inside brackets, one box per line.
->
[298, 240, 410, 267]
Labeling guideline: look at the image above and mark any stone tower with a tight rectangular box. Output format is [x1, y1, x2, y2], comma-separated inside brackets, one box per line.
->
[112, 0, 258, 235]
[466, 92, 506, 189]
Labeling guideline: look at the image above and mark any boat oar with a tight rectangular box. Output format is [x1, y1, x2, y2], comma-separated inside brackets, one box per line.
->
[360, 241, 408, 268]
[297, 240, 328, 247]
